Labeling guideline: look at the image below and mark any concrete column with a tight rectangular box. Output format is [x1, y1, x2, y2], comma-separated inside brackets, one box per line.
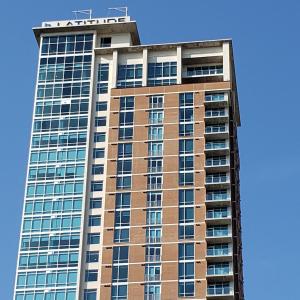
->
[111, 50, 118, 88]
[142, 48, 148, 86]
[223, 42, 231, 81]
[177, 46, 182, 84]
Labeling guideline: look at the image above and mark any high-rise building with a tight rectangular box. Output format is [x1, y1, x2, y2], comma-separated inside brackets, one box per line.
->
[14, 13, 244, 300]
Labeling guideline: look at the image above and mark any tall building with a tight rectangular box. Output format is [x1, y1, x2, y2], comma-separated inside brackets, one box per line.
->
[14, 13, 243, 300]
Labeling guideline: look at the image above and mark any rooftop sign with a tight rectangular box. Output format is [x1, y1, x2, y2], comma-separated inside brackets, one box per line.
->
[42, 16, 131, 28]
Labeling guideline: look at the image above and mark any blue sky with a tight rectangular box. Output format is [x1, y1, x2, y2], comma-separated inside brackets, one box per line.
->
[1, 0, 299, 299]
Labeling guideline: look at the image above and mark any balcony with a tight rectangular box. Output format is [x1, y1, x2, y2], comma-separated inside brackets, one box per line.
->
[182, 65, 223, 84]
[205, 93, 227, 104]
[205, 141, 229, 155]
[205, 109, 228, 124]
[206, 246, 232, 262]
[206, 191, 231, 206]
[207, 264, 233, 280]
[205, 124, 228, 139]
[206, 174, 230, 188]
[206, 227, 232, 242]
[206, 157, 229, 172]
[206, 209, 231, 225]
[146, 255, 161, 262]
[207, 285, 234, 298]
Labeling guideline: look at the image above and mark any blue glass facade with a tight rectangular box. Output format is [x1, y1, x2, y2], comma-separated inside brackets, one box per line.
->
[15, 33, 94, 300]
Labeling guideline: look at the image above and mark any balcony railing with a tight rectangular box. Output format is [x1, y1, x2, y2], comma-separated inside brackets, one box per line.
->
[207, 266, 232, 276]
[206, 210, 230, 219]
[149, 118, 163, 125]
[148, 166, 163, 173]
[206, 158, 228, 167]
[146, 236, 161, 243]
[207, 286, 233, 296]
[145, 274, 161, 281]
[207, 229, 230, 237]
[146, 255, 161, 262]
[205, 94, 226, 102]
[148, 134, 163, 141]
[146, 219, 162, 226]
[148, 183, 162, 190]
[183, 65, 223, 78]
[205, 110, 227, 118]
[206, 175, 230, 184]
[144, 295, 161, 300]
[205, 142, 229, 150]
[205, 125, 228, 134]
[206, 193, 230, 202]
[207, 248, 231, 257]
[149, 150, 163, 157]
[147, 200, 162, 207]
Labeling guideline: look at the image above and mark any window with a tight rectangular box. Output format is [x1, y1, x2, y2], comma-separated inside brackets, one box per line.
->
[148, 174, 162, 190]
[179, 189, 194, 205]
[145, 264, 161, 281]
[179, 156, 194, 171]
[149, 110, 163, 124]
[118, 127, 133, 140]
[186, 65, 223, 76]
[148, 158, 163, 173]
[179, 93, 194, 106]
[87, 233, 100, 244]
[207, 262, 230, 275]
[116, 176, 131, 189]
[96, 101, 107, 111]
[147, 192, 162, 207]
[145, 284, 161, 300]
[146, 227, 162, 243]
[206, 225, 229, 237]
[148, 142, 163, 156]
[146, 245, 161, 262]
[179, 243, 194, 260]
[148, 62, 177, 86]
[84, 289, 97, 300]
[147, 209, 162, 225]
[111, 285, 127, 300]
[148, 126, 163, 140]
[117, 64, 142, 88]
[179, 124, 194, 137]
[116, 193, 131, 209]
[179, 281, 195, 297]
[94, 132, 105, 143]
[205, 139, 227, 150]
[179, 172, 194, 186]
[207, 282, 230, 296]
[100, 37, 111, 48]
[117, 160, 132, 174]
[207, 244, 229, 256]
[206, 190, 229, 201]
[90, 198, 102, 209]
[113, 246, 129, 264]
[93, 148, 105, 158]
[97, 64, 109, 94]
[86, 251, 99, 263]
[115, 211, 130, 227]
[179, 207, 194, 224]
[91, 181, 103, 192]
[119, 111, 133, 126]
[149, 95, 164, 109]
[85, 269, 98, 282]
[92, 164, 104, 175]
[179, 139, 193, 154]
[179, 225, 194, 240]
[120, 96, 134, 110]
[88, 215, 101, 227]
[180, 108, 194, 122]
[118, 143, 132, 158]
[112, 265, 128, 282]
[114, 228, 129, 243]
[179, 262, 194, 280]
[95, 116, 106, 127]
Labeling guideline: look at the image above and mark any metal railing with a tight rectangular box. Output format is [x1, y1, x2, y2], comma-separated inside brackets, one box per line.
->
[146, 255, 161, 262]
[207, 286, 233, 296]
[145, 274, 161, 281]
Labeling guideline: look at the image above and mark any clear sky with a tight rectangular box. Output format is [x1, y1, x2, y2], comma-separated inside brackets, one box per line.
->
[1, 0, 299, 299]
